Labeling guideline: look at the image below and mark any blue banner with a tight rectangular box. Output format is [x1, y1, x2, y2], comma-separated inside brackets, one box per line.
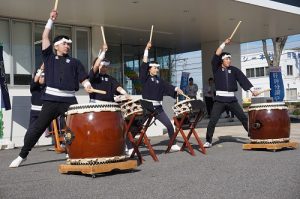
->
[179, 72, 190, 101]
[269, 67, 284, 102]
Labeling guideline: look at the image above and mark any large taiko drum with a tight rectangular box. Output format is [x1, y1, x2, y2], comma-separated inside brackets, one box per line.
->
[248, 102, 290, 143]
[65, 102, 126, 160]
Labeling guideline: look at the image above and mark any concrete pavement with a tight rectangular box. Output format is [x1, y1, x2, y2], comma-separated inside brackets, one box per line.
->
[0, 122, 299, 199]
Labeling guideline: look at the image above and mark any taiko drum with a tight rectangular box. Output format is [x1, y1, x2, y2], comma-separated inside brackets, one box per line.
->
[65, 102, 125, 159]
[248, 102, 290, 141]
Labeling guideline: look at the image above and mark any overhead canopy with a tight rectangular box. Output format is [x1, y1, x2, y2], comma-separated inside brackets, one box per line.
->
[1, 0, 300, 52]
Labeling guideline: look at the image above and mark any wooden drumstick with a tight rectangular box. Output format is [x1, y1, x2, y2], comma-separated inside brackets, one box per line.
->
[256, 88, 271, 96]
[91, 88, 107, 95]
[54, 0, 59, 10]
[180, 92, 190, 99]
[101, 26, 107, 44]
[229, 21, 242, 40]
[149, 25, 154, 42]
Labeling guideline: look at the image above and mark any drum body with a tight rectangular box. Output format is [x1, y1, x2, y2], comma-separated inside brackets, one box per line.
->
[65, 102, 125, 159]
[248, 102, 290, 142]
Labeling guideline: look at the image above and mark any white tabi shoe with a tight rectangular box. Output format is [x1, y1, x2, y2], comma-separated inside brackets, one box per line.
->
[9, 156, 26, 168]
[171, 144, 181, 151]
[203, 142, 212, 148]
[126, 148, 135, 157]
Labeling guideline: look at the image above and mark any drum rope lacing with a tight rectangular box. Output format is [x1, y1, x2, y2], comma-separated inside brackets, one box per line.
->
[66, 155, 127, 165]
[172, 99, 195, 117]
[120, 99, 143, 118]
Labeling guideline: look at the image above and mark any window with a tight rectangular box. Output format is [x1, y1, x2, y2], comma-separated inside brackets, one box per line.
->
[76, 29, 89, 72]
[246, 68, 255, 78]
[287, 52, 291, 58]
[12, 20, 32, 85]
[286, 88, 297, 100]
[34, 23, 45, 70]
[265, 67, 269, 76]
[287, 65, 293, 76]
[255, 67, 265, 77]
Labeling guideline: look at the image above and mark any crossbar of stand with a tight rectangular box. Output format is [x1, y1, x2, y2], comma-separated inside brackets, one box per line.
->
[125, 112, 159, 162]
[166, 110, 206, 155]
[124, 113, 143, 163]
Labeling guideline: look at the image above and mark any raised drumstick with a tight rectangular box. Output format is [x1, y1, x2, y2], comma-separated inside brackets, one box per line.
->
[54, 0, 59, 10]
[101, 26, 107, 44]
[229, 21, 242, 40]
[149, 25, 154, 42]
[91, 88, 107, 95]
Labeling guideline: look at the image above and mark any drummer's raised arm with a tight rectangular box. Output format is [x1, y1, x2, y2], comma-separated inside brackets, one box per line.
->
[92, 44, 108, 73]
[143, 42, 152, 63]
[42, 10, 57, 50]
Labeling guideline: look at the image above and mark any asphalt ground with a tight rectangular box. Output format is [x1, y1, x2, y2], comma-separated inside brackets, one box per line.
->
[0, 123, 299, 199]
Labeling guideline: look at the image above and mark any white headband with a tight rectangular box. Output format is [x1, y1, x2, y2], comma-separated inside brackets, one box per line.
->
[54, 38, 72, 46]
[100, 61, 110, 66]
[149, 63, 160, 67]
[221, 54, 231, 60]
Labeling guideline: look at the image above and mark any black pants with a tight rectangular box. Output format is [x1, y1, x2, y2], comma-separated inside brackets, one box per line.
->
[19, 101, 72, 158]
[154, 106, 174, 139]
[204, 97, 214, 116]
[206, 101, 248, 143]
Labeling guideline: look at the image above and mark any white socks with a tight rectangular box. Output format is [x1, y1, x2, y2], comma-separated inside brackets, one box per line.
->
[9, 156, 26, 168]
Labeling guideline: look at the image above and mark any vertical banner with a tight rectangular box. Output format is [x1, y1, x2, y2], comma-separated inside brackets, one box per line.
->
[179, 72, 190, 101]
[269, 67, 284, 102]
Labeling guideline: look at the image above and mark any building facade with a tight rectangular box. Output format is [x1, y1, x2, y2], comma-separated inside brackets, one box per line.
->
[241, 50, 300, 102]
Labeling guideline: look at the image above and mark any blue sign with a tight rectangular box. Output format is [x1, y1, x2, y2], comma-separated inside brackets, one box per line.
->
[179, 72, 190, 101]
[269, 67, 284, 102]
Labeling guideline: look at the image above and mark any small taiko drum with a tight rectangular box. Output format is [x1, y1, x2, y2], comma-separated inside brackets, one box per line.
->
[120, 99, 143, 119]
[172, 99, 196, 117]
[248, 102, 290, 143]
[65, 102, 126, 160]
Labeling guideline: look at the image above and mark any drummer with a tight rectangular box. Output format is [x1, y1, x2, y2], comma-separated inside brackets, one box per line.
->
[9, 9, 93, 168]
[203, 38, 259, 148]
[140, 41, 184, 151]
[89, 43, 129, 103]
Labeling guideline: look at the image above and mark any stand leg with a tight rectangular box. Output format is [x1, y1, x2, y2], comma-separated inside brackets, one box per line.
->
[179, 128, 195, 156]
[124, 114, 143, 163]
[143, 133, 158, 161]
[192, 128, 206, 154]
[133, 115, 158, 162]
[52, 119, 65, 153]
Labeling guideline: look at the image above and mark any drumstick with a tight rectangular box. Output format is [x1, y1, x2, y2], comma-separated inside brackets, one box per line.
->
[54, 0, 59, 10]
[149, 25, 154, 42]
[180, 93, 190, 99]
[91, 88, 107, 95]
[256, 88, 271, 96]
[101, 26, 107, 44]
[229, 21, 242, 40]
